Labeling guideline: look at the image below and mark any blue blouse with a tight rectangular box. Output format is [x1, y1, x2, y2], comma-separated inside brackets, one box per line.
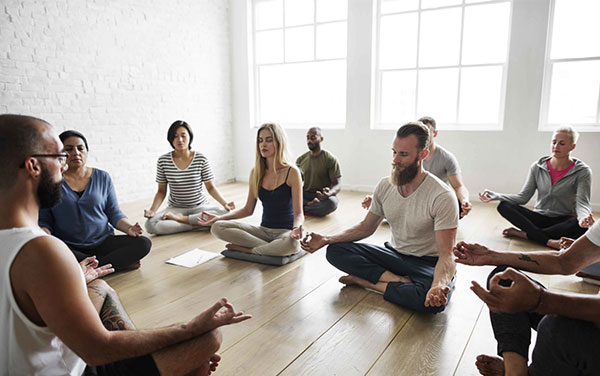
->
[38, 169, 126, 249]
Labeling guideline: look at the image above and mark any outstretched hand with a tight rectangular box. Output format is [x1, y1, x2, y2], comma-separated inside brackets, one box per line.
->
[80, 256, 114, 284]
[290, 225, 303, 241]
[478, 190, 493, 203]
[361, 195, 372, 209]
[300, 232, 328, 253]
[127, 222, 143, 237]
[453, 241, 494, 266]
[425, 285, 451, 307]
[197, 212, 219, 226]
[470, 267, 542, 313]
[189, 298, 252, 334]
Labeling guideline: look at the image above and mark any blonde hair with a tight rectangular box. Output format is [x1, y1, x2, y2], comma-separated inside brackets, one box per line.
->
[250, 123, 292, 198]
[554, 125, 579, 144]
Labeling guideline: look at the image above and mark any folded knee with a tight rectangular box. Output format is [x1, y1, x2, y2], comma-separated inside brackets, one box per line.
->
[210, 220, 226, 238]
[325, 243, 347, 264]
[206, 328, 222, 353]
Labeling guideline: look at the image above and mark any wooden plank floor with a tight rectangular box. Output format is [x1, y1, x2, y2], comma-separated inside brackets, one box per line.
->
[107, 182, 598, 376]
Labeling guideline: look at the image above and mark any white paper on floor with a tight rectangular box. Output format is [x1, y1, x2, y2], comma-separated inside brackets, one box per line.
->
[166, 248, 220, 268]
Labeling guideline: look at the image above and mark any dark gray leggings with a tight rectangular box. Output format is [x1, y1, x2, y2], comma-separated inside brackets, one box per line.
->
[70, 235, 152, 272]
[326, 241, 453, 314]
[488, 266, 600, 376]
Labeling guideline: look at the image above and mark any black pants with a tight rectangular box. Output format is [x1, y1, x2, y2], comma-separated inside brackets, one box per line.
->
[497, 201, 586, 246]
[71, 235, 152, 272]
[488, 266, 600, 376]
[83, 354, 160, 376]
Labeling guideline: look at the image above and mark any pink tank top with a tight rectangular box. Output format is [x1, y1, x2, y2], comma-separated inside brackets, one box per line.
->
[547, 159, 575, 185]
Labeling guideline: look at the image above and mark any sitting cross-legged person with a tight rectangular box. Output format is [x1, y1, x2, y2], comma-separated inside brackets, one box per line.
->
[302, 122, 458, 314]
[479, 126, 593, 250]
[39, 130, 151, 272]
[296, 127, 342, 217]
[199, 123, 304, 257]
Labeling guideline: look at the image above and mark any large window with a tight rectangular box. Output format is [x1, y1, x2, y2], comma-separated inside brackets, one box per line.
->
[252, 0, 348, 128]
[540, 0, 600, 131]
[373, 0, 512, 130]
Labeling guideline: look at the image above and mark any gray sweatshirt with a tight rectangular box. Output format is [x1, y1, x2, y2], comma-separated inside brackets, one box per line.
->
[488, 156, 592, 221]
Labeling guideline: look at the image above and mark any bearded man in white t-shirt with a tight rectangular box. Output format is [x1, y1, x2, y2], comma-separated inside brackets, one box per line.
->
[454, 223, 600, 376]
[301, 122, 459, 314]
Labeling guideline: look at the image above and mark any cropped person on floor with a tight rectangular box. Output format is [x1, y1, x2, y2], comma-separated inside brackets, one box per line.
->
[362, 116, 471, 218]
[144, 120, 235, 235]
[453, 220, 600, 376]
[301, 122, 458, 314]
[198, 123, 304, 256]
[479, 126, 593, 249]
[296, 127, 342, 216]
[0, 114, 251, 376]
[39, 130, 151, 272]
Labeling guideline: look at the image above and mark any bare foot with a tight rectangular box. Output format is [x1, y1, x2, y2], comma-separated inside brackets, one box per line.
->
[162, 212, 185, 222]
[476, 354, 505, 376]
[339, 275, 362, 286]
[225, 243, 253, 254]
[546, 239, 561, 250]
[502, 227, 527, 240]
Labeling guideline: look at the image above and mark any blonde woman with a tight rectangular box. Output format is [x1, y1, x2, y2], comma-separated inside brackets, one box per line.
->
[198, 123, 304, 256]
[480, 126, 593, 249]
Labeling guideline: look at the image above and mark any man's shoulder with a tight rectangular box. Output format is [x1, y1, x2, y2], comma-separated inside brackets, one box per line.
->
[321, 149, 339, 160]
[422, 173, 455, 196]
[296, 151, 311, 164]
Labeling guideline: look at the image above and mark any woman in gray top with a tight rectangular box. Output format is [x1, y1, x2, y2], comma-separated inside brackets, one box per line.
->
[479, 126, 593, 249]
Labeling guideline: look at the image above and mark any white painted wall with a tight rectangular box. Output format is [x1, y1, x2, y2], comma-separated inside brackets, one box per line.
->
[0, 0, 234, 203]
[231, 0, 600, 209]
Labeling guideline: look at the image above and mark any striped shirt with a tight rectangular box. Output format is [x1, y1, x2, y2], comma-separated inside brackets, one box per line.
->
[156, 151, 214, 208]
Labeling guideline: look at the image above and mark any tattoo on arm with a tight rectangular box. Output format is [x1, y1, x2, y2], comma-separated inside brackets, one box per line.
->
[518, 253, 540, 266]
[99, 291, 136, 331]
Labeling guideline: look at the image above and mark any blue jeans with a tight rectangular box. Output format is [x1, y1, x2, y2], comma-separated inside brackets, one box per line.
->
[488, 266, 600, 376]
[326, 242, 453, 314]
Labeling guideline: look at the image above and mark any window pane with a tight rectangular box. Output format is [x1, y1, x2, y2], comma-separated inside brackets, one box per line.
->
[285, 26, 314, 62]
[379, 14, 418, 69]
[256, 30, 284, 64]
[551, 0, 600, 59]
[419, 8, 462, 67]
[316, 0, 348, 22]
[259, 61, 347, 125]
[421, 0, 462, 9]
[285, 0, 314, 27]
[462, 3, 510, 65]
[255, 0, 283, 30]
[380, 71, 417, 124]
[458, 66, 503, 123]
[380, 0, 418, 14]
[417, 68, 459, 123]
[316, 22, 347, 59]
[547, 61, 600, 124]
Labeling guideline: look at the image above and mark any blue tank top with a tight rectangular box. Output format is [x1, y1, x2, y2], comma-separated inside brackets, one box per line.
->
[258, 167, 294, 229]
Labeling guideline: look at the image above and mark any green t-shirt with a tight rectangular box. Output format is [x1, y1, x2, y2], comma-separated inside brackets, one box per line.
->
[296, 150, 341, 192]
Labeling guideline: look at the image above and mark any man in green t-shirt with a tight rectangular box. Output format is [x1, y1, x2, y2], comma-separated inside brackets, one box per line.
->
[295, 127, 342, 216]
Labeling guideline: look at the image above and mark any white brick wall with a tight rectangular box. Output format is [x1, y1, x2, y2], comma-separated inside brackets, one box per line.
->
[0, 0, 234, 204]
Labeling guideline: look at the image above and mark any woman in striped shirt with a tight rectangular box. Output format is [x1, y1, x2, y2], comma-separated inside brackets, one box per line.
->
[198, 123, 304, 256]
[144, 121, 235, 235]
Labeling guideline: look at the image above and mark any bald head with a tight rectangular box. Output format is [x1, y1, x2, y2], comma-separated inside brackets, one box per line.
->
[0, 114, 51, 190]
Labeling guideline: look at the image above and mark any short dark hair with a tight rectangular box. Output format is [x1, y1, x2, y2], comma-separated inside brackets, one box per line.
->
[396, 122, 430, 151]
[59, 130, 89, 150]
[0, 114, 48, 189]
[418, 116, 436, 131]
[167, 120, 193, 149]
[308, 126, 322, 137]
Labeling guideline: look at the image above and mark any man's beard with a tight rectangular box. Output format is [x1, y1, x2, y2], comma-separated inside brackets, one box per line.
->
[307, 141, 320, 151]
[391, 156, 420, 186]
[37, 165, 63, 209]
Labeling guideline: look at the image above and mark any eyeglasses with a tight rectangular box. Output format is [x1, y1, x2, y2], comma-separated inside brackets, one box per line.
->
[19, 153, 69, 168]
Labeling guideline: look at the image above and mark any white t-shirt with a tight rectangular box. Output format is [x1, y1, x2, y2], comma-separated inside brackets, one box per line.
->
[369, 172, 459, 257]
[0, 227, 86, 376]
[586, 221, 600, 247]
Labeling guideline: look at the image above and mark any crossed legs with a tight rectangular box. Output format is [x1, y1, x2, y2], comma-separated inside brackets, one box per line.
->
[86, 280, 222, 376]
